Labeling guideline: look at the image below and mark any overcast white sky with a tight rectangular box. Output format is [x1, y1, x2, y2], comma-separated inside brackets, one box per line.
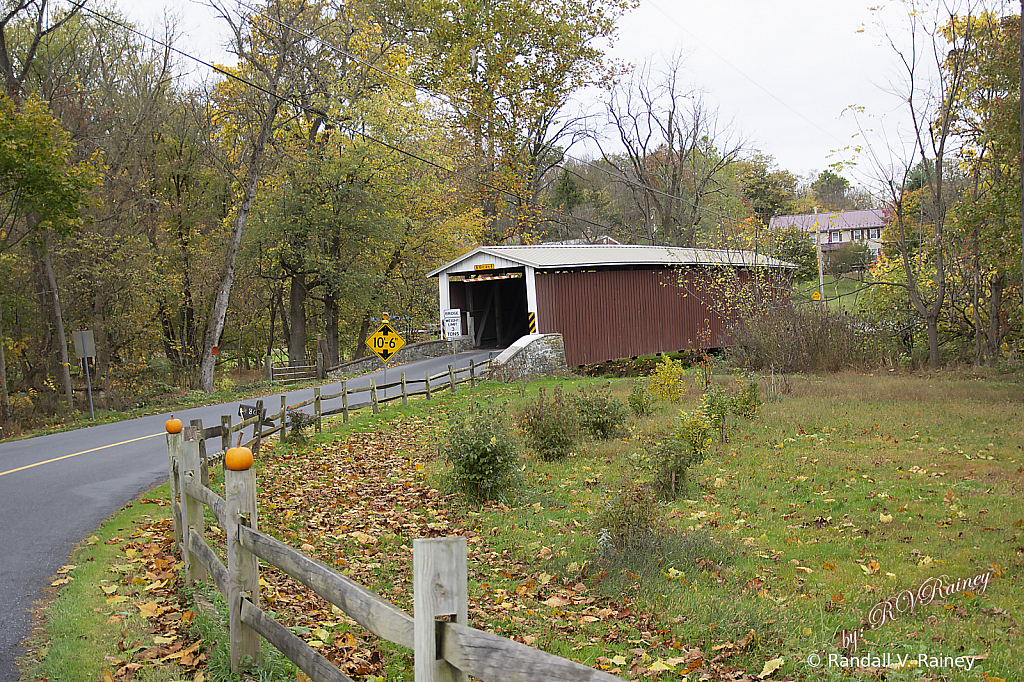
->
[114, 0, 1015, 188]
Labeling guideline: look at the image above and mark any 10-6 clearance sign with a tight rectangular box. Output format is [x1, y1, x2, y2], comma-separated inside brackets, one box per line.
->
[365, 321, 405, 364]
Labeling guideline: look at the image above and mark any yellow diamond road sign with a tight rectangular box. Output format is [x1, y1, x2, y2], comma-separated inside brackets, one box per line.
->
[366, 322, 405, 364]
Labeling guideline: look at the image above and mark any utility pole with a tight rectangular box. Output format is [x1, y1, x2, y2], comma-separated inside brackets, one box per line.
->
[814, 206, 825, 307]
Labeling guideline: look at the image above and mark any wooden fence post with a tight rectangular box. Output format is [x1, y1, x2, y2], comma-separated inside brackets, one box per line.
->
[221, 415, 232, 458]
[469, 363, 475, 388]
[314, 387, 321, 433]
[370, 379, 378, 415]
[341, 380, 349, 423]
[448, 365, 456, 393]
[190, 418, 210, 487]
[253, 399, 265, 455]
[413, 537, 468, 682]
[401, 372, 407, 406]
[166, 431, 182, 549]
[316, 351, 324, 381]
[225, 464, 261, 670]
[179, 427, 207, 584]
[425, 371, 431, 399]
[280, 395, 288, 443]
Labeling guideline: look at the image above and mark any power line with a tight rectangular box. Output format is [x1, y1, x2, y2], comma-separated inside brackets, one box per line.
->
[644, 0, 848, 147]
[71, 2, 619, 235]
[245, 0, 763, 232]
[79, 1, 764, 240]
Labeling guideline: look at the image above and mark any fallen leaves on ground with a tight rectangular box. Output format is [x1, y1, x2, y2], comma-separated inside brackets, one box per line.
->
[119, 410, 791, 681]
[98, 510, 206, 681]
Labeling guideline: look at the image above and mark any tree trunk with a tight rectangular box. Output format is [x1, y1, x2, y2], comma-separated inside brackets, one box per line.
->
[42, 240, 73, 408]
[275, 285, 290, 358]
[265, 297, 277, 358]
[972, 225, 983, 365]
[354, 310, 372, 359]
[0, 299, 8, 412]
[93, 288, 110, 408]
[198, 97, 282, 393]
[986, 273, 1005, 364]
[325, 291, 340, 367]
[925, 314, 941, 370]
[288, 272, 307, 365]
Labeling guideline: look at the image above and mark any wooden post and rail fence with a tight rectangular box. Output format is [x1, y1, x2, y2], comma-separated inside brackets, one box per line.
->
[165, 370, 624, 682]
[225, 358, 491, 453]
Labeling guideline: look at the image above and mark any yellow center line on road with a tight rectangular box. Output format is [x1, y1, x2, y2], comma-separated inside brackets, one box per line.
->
[0, 433, 164, 478]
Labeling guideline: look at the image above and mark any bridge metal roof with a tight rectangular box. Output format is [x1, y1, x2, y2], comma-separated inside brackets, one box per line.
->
[427, 244, 796, 277]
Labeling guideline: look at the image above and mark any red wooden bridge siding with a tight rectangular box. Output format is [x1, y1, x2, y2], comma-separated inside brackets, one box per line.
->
[534, 267, 786, 367]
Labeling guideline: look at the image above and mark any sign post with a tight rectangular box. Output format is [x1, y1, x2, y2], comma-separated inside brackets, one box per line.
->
[442, 308, 461, 370]
[72, 330, 96, 420]
[365, 314, 406, 399]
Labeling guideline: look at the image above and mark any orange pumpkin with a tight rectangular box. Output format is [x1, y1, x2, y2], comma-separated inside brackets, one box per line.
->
[165, 416, 183, 434]
[225, 434, 254, 471]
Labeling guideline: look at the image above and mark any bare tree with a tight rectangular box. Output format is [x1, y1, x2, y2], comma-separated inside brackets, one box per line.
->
[197, 0, 329, 392]
[861, 1, 979, 369]
[601, 53, 748, 247]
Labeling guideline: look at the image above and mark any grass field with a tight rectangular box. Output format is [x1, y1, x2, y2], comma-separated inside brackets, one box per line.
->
[20, 368, 1023, 682]
[793, 276, 870, 314]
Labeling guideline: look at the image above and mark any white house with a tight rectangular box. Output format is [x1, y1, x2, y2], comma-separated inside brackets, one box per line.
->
[769, 208, 887, 261]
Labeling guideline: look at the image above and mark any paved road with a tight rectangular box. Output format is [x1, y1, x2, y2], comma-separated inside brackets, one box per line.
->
[0, 350, 494, 681]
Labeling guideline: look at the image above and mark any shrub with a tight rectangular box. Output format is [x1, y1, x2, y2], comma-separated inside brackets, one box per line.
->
[519, 386, 579, 461]
[699, 384, 731, 441]
[640, 410, 714, 499]
[647, 355, 690, 402]
[592, 481, 663, 552]
[284, 409, 317, 444]
[729, 306, 893, 373]
[571, 383, 629, 439]
[628, 378, 654, 417]
[444, 402, 520, 500]
[730, 373, 762, 419]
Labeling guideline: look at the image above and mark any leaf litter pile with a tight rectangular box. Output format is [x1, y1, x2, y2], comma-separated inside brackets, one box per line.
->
[90, 503, 208, 682]
[100, 408, 787, 681]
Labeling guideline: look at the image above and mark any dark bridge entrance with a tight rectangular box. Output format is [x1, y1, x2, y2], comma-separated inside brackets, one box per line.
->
[446, 271, 529, 348]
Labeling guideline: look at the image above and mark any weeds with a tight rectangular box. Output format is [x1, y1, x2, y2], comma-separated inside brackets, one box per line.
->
[627, 378, 654, 417]
[443, 401, 521, 501]
[570, 383, 629, 439]
[591, 481, 663, 551]
[644, 410, 714, 499]
[519, 386, 579, 460]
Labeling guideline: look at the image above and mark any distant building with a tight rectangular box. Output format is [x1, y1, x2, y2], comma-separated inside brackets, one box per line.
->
[769, 208, 887, 261]
[541, 235, 622, 246]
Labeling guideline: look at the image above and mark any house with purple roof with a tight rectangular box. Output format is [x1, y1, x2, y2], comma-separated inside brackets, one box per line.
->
[769, 208, 888, 263]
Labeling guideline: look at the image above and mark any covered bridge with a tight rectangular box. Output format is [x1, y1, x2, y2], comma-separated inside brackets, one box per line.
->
[427, 245, 795, 367]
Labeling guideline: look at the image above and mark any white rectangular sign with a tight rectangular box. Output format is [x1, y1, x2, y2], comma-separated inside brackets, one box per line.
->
[442, 309, 461, 340]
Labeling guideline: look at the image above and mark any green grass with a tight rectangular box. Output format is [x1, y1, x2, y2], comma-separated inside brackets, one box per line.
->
[16, 486, 186, 682]
[24, 369, 1024, 682]
[435, 372, 1022, 681]
[793, 275, 870, 313]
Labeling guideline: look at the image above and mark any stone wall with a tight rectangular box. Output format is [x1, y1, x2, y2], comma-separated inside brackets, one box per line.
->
[326, 338, 474, 379]
[490, 334, 569, 380]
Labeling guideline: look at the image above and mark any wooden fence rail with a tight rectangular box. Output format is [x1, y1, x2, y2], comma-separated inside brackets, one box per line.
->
[196, 358, 492, 460]
[165, 365, 624, 682]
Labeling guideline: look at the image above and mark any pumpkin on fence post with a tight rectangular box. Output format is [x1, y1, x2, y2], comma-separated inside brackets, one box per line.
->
[165, 415, 183, 434]
[225, 434, 254, 471]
